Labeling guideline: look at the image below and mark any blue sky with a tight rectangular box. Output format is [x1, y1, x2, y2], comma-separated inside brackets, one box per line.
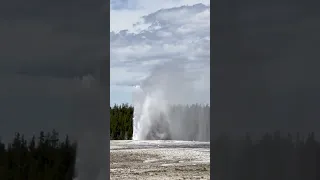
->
[110, 0, 210, 105]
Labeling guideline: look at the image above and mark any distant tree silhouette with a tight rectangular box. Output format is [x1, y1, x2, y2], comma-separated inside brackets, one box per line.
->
[0, 130, 77, 180]
[110, 104, 134, 140]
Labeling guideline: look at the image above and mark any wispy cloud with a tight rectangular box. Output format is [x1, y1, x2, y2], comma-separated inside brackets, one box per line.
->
[111, 0, 139, 10]
[110, 0, 210, 105]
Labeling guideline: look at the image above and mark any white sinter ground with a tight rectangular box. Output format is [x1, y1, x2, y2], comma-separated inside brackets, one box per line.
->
[110, 140, 210, 180]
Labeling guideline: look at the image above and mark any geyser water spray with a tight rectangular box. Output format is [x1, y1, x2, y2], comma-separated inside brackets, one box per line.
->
[132, 62, 210, 141]
[133, 86, 172, 140]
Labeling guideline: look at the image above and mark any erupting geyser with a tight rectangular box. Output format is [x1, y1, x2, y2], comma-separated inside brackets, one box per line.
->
[132, 62, 210, 141]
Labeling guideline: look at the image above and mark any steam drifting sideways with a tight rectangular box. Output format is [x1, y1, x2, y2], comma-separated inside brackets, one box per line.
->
[132, 62, 210, 142]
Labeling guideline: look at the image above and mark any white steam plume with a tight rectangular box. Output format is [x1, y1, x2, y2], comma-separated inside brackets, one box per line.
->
[132, 61, 210, 141]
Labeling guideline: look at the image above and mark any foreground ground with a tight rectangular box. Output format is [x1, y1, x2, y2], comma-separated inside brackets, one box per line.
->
[110, 140, 210, 180]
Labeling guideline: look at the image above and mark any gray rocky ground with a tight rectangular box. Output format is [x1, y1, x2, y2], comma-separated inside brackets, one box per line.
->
[110, 140, 210, 180]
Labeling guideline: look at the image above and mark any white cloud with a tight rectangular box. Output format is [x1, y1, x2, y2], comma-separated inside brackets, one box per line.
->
[110, 0, 210, 105]
[110, 0, 210, 32]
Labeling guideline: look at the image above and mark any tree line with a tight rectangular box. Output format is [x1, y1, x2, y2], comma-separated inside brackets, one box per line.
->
[110, 104, 133, 140]
[110, 103, 210, 140]
[0, 130, 77, 180]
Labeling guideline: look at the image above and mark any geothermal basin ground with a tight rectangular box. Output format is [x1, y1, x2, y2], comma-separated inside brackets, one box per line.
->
[110, 140, 210, 180]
